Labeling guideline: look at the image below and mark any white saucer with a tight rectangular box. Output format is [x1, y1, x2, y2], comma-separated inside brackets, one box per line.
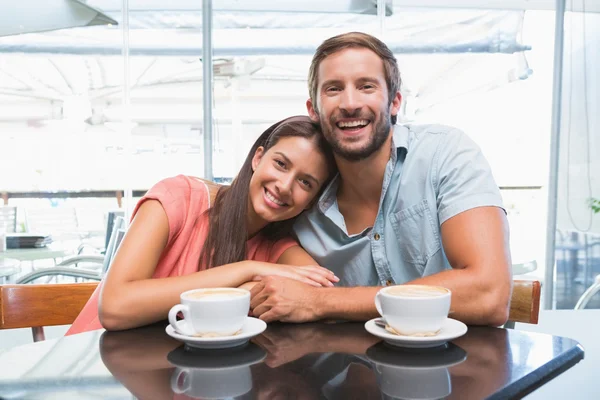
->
[166, 317, 267, 349]
[364, 318, 468, 349]
[167, 342, 267, 369]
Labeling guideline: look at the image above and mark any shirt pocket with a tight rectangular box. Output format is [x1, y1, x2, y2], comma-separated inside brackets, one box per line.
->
[390, 199, 441, 269]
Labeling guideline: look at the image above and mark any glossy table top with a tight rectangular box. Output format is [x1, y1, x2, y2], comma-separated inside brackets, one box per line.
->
[0, 257, 21, 277]
[0, 320, 584, 400]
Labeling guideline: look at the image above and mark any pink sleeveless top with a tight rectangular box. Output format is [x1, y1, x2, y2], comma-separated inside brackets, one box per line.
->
[66, 175, 297, 335]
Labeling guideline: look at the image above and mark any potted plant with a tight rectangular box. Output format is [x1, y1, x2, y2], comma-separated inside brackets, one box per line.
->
[590, 198, 600, 214]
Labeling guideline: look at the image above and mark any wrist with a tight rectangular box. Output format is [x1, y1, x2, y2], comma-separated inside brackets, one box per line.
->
[233, 261, 257, 284]
[311, 286, 331, 320]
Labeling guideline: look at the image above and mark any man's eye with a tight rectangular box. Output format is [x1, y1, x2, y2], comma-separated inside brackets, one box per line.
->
[326, 87, 340, 92]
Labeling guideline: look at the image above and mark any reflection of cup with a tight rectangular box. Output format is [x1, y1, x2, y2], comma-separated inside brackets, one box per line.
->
[366, 342, 467, 400]
[168, 343, 266, 399]
[375, 285, 451, 336]
[168, 288, 250, 337]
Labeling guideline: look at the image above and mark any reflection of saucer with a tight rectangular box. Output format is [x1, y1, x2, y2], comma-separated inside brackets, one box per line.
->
[166, 317, 266, 349]
[167, 342, 267, 370]
[366, 342, 467, 369]
[365, 318, 467, 349]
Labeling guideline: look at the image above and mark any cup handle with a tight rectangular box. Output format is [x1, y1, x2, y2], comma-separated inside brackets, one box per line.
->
[168, 304, 194, 336]
[374, 291, 384, 317]
[170, 368, 191, 394]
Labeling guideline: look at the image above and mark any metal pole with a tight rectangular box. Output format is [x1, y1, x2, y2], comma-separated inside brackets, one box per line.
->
[122, 0, 133, 225]
[377, 0, 386, 38]
[544, 0, 567, 309]
[202, 0, 214, 180]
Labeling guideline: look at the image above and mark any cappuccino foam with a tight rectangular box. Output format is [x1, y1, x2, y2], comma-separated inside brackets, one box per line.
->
[385, 285, 448, 298]
[186, 289, 246, 300]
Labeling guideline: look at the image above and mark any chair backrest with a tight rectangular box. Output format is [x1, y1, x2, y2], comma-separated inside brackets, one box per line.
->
[104, 210, 125, 250]
[0, 282, 98, 341]
[0, 206, 17, 233]
[101, 216, 126, 276]
[508, 280, 541, 324]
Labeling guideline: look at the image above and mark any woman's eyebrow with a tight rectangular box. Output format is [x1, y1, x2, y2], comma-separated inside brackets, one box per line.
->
[274, 151, 320, 186]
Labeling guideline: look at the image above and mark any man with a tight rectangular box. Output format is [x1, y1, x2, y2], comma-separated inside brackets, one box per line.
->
[250, 32, 512, 326]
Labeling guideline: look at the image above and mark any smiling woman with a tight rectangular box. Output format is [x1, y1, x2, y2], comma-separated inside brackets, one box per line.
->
[66, 115, 339, 334]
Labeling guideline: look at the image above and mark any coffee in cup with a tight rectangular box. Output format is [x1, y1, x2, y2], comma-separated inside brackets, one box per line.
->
[168, 288, 250, 337]
[375, 284, 451, 337]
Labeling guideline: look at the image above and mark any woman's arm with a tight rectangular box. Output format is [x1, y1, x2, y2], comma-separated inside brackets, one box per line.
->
[99, 201, 337, 331]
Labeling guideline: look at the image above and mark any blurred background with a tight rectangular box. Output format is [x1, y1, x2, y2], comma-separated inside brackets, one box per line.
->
[0, 0, 598, 310]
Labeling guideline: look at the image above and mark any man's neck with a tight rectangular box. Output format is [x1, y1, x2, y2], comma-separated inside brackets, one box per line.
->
[336, 132, 394, 208]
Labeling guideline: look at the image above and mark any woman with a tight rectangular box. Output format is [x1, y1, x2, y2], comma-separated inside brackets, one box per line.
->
[67, 116, 338, 334]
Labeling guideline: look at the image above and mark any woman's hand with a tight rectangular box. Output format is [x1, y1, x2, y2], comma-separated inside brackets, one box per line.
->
[251, 263, 339, 287]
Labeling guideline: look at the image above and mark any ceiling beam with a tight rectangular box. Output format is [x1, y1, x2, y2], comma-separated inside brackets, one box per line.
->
[393, 0, 600, 13]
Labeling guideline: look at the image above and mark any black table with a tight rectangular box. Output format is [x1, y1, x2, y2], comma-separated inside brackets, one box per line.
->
[0, 321, 584, 399]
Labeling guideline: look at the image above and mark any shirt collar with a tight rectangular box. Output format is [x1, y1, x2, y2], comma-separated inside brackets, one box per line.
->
[316, 124, 411, 214]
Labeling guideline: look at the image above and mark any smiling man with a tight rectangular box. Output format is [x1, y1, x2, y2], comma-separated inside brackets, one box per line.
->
[249, 32, 512, 326]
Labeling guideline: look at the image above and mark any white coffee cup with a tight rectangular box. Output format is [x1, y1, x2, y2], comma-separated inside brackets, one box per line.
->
[171, 365, 252, 398]
[375, 285, 451, 336]
[168, 288, 250, 337]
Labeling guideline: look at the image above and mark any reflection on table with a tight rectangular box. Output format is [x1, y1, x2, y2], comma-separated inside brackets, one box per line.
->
[0, 319, 584, 399]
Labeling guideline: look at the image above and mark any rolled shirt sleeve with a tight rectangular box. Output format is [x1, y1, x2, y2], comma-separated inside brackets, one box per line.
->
[434, 128, 505, 224]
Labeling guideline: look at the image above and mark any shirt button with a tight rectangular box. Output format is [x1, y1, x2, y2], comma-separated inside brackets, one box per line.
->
[374, 233, 381, 241]
[386, 280, 393, 286]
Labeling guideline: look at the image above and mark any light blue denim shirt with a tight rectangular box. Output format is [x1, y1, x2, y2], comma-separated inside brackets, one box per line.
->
[293, 123, 504, 287]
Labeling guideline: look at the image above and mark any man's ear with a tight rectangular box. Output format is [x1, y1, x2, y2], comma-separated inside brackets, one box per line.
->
[251, 146, 265, 172]
[390, 92, 402, 120]
[306, 98, 319, 122]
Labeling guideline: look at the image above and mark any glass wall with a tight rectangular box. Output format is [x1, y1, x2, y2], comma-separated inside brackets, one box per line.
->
[554, 10, 600, 309]
[1, 0, 597, 310]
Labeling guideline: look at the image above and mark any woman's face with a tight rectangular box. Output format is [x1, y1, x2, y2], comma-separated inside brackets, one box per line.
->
[248, 136, 330, 226]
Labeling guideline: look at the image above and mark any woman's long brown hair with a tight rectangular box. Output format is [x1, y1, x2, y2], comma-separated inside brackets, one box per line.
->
[199, 116, 336, 269]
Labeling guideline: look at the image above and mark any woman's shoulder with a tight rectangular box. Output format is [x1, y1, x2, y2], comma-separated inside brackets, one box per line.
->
[150, 175, 221, 204]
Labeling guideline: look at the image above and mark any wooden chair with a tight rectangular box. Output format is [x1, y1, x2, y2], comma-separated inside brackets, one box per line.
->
[0, 282, 98, 342]
[506, 279, 542, 328]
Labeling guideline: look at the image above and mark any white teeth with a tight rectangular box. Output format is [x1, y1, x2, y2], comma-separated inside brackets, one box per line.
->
[338, 120, 369, 128]
[265, 190, 286, 206]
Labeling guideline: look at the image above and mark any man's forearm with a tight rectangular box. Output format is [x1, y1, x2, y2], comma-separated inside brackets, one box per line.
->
[315, 286, 382, 321]
[403, 268, 511, 326]
[313, 268, 510, 326]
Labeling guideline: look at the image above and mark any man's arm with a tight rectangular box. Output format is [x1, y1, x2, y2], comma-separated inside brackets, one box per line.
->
[405, 206, 512, 326]
[251, 206, 511, 326]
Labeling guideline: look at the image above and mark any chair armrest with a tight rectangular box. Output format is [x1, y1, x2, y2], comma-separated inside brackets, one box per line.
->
[56, 255, 105, 267]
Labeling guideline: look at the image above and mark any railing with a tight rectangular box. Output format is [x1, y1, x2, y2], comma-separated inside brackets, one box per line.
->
[1, 190, 148, 208]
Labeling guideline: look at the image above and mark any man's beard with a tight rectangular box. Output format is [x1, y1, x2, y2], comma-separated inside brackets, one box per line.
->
[319, 108, 391, 162]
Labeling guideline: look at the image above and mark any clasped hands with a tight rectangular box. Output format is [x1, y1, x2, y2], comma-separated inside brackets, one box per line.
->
[246, 264, 339, 323]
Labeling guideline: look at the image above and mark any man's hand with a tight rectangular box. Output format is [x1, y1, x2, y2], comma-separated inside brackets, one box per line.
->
[250, 276, 322, 323]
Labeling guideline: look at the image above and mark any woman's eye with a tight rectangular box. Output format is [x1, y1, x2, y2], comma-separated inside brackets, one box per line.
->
[299, 179, 312, 188]
[274, 159, 286, 168]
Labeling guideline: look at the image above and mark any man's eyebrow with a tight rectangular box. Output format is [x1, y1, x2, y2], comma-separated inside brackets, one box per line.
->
[274, 151, 320, 185]
[321, 77, 381, 88]
[356, 77, 380, 85]
[320, 79, 343, 88]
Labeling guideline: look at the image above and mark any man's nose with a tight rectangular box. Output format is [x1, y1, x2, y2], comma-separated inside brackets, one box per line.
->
[339, 88, 361, 112]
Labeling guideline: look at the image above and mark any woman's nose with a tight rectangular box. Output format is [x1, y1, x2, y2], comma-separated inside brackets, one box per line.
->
[276, 174, 294, 196]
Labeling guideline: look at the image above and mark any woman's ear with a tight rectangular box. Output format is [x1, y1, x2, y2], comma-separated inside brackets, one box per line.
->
[251, 146, 265, 172]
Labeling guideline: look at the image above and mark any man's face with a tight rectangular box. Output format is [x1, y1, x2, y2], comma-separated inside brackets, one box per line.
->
[307, 48, 401, 162]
